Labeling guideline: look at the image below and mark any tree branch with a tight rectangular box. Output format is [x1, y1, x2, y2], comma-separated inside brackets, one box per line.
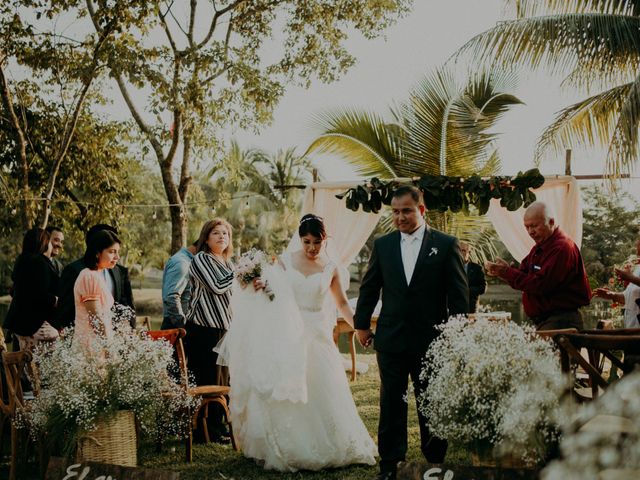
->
[159, 3, 179, 55]
[188, 0, 197, 48]
[201, 16, 234, 84]
[0, 61, 31, 229]
[116, 75, 166, 162]
[39, 8, 123, 226]
[165, 107, 182, 170]
[63, 186, 89, 220]
[178, 126, 192, 202]
[197, 0, 244, 48]
[165, 2, 190, 40]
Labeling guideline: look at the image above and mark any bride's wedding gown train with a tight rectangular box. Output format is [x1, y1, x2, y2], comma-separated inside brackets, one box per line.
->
[216, 258, 377, 471]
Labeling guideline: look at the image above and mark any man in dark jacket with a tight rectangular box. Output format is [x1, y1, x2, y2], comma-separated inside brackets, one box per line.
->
[55, 224, 135, 329]
[460, 241, 487, 313]
[354, 185, 469, 480]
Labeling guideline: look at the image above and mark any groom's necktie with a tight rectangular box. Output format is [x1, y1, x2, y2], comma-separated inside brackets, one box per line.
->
[401, 234, 420, 284]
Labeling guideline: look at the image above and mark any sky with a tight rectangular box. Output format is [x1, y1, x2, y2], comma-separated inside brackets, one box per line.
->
[227, 0, 639, 196]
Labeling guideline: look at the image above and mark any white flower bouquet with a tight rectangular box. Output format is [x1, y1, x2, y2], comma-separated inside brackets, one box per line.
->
[22, 325, 198, 456]
[235, 248, 275, 301]
[542, 371, 640, 479]
[419, 317, 567, 464]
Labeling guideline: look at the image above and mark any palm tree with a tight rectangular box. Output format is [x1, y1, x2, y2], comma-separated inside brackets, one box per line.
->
[208, 142, 314, 253]
[459, 0, 640, 178]
[305, 66, 522, 263]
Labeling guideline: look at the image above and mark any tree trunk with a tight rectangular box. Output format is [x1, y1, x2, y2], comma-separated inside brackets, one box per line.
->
[0, 63, 32, 230]
[169, 204, 187, 254]
[159, 155, 187, 254]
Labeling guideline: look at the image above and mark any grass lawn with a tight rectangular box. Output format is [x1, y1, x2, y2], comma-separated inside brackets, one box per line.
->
[1, 354, 471, 479]
[137, 355, 471, 480]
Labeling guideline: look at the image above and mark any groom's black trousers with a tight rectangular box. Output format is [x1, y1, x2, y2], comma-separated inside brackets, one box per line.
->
[376, 350, 447, 470]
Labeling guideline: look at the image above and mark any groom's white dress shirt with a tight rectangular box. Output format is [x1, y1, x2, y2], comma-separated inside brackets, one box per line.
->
[400, 224, 426, 284]
[102, 268, 115, 297]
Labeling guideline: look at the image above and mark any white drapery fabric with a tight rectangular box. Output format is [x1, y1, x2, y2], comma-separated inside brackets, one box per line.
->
[284, 182, 381, 272]
[487, 176, 582, 262]
[286, 176, 582, 266]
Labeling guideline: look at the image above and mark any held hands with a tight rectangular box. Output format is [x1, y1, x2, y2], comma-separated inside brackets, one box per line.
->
[484, 257, 509, 277]
[356, 329, 374, 348]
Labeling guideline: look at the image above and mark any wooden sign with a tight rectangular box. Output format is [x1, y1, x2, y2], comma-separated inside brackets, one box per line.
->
[45, 457, 180, 480]
[398, 461, 540, 480]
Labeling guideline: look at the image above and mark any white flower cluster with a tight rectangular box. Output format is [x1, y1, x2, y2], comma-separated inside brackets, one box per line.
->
[419, 316, 567, 462]
[235, 248, 275, 300]
[23, 327, 198, 454]
[542, 371, 640, 479]
[235, 248, 267, 282]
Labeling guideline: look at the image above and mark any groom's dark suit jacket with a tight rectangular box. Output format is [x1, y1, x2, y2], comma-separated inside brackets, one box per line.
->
[54, 258, 135, 330]
[354, 227, 469, 353]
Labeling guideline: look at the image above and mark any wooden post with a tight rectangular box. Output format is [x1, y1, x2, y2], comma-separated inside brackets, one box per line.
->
[565, 149, 572, 175]
[312, 168, 318, 182]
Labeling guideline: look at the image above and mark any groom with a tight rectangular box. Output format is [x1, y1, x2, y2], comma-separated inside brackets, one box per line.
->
[354, 185, 469, 480]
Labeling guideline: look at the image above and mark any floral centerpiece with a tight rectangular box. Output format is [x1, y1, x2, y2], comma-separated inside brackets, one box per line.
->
[419, 317, 567, 465]
[542, 371, 640, 479]
[21, 324, 198, 458]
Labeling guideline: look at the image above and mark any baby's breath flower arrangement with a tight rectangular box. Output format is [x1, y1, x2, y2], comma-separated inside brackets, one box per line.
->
[542, 371, 640, 479]
[419, 317, 567, 464]
[23, 326, 198, 456]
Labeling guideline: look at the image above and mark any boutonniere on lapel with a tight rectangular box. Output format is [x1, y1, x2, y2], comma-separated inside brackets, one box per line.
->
[429, 247, 438, 257]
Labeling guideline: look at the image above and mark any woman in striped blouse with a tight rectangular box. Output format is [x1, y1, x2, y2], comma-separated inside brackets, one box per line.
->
[185, 219, 234, 389]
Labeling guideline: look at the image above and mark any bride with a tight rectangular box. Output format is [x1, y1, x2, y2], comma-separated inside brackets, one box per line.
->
[216, 214, 377, 472]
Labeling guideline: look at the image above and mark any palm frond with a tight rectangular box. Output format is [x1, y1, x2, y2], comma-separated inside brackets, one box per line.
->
[403, 68, 522, 176]
[477, 149, 502, 176]
[458, 13, 640, 87]
[448, 214, 500, 265]
[508, 0, 638, 17]
[305, 109, 404, 178]
[226, 191, 276, 222]
[607, 73, 640, 177]
[560, 58, 638, 93]
[534, 81, 633, 164]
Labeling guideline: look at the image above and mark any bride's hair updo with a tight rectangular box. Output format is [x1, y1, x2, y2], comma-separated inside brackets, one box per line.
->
[299, 214, 326, 240]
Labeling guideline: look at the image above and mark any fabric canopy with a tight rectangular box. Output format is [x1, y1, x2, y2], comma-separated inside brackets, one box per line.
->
[288, 176, 582, 267]
[285, 182, 381, 271]
[487, 176, 582, 262]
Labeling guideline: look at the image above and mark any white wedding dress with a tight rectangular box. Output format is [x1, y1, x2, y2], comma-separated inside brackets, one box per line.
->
[216, 255, 377, 471]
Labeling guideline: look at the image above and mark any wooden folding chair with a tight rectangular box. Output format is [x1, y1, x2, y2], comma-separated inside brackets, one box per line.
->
[146, 328, 236, 462]
[2, 350, 34, 480]
[554, 332, 640, 400]
[0, 331, 10, 457]
[581, 328, 640, 376]
[535, 328, 578, 340]
[136, 316, 152, 331]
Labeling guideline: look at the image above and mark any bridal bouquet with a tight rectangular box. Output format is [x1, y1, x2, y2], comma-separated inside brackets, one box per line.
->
[235, 248, 275, 301]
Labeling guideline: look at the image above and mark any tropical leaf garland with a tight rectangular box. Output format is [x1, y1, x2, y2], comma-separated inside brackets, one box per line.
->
[337, 168, 545, 215]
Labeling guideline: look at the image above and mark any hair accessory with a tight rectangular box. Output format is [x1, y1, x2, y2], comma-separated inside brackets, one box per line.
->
[299, 215, 322, 225]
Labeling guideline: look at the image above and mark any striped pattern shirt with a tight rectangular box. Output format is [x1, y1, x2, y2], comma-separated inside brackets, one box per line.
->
[186, 252, 234, 329]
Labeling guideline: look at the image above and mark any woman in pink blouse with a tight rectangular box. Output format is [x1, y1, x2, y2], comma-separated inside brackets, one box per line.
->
[73, 230, 121, 345]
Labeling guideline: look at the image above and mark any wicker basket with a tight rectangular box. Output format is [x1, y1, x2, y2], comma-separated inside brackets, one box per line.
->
[77, 410, 137, 467]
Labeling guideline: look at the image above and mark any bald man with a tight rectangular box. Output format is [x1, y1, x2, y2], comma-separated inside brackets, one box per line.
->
[485, 201, 591, 330]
